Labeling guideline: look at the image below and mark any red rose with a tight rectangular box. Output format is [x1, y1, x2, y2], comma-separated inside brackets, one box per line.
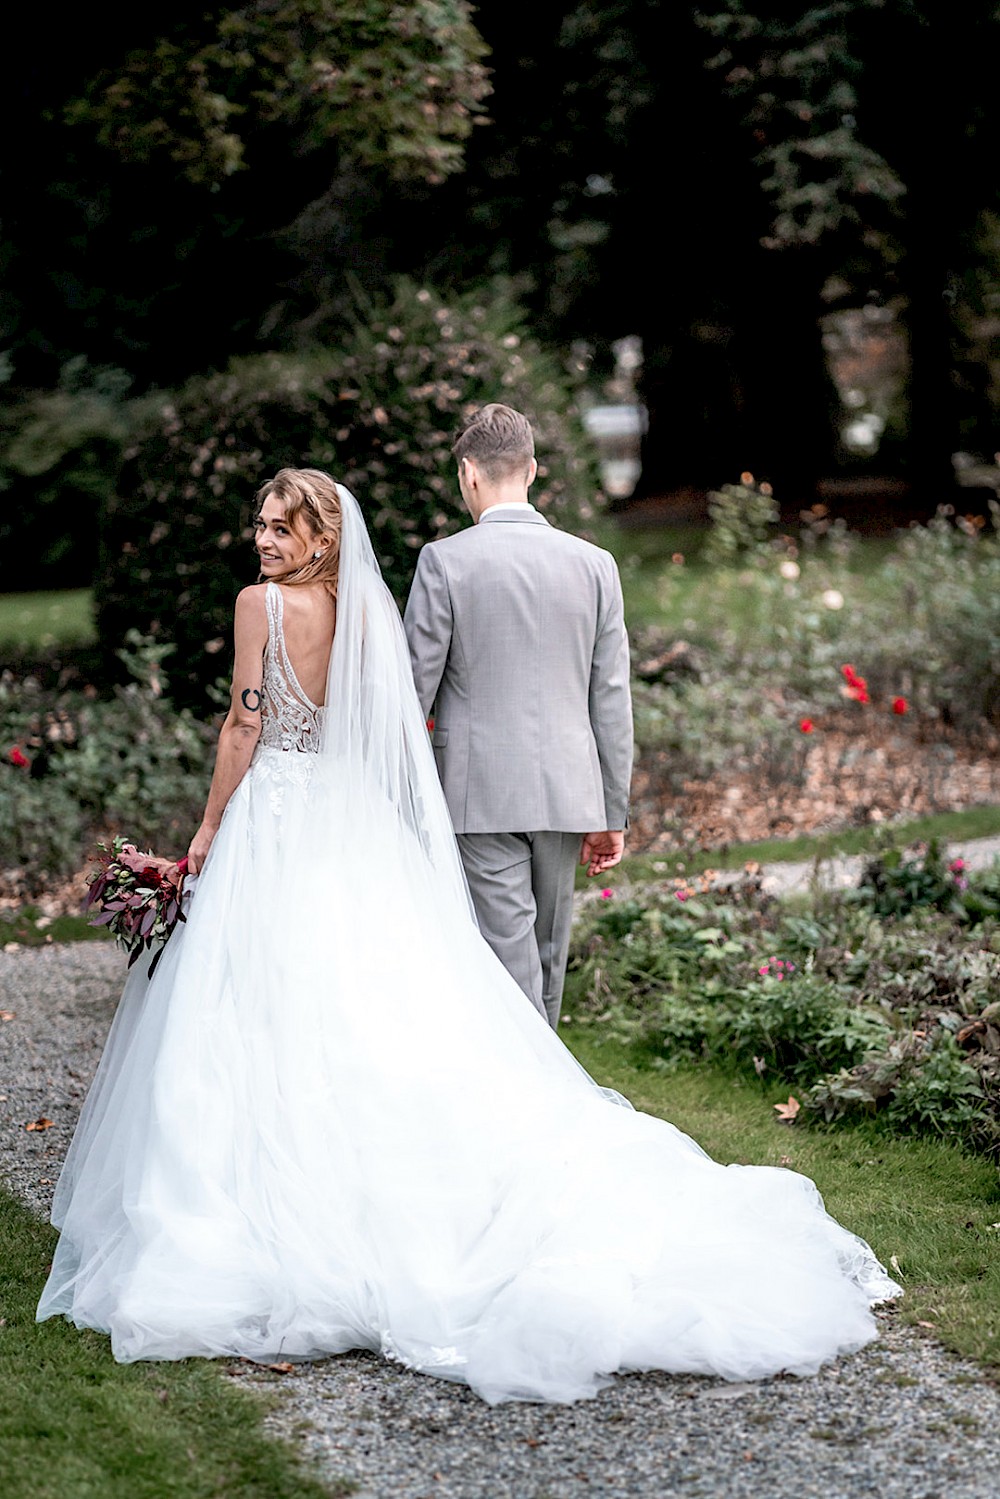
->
[892, 696, 908, 715]
[8, 747, 29, 769]
[841, 665, 869, 703]
[799, 718, 814, 734]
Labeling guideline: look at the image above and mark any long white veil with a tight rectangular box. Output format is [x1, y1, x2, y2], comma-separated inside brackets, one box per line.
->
[319, 483, 475, 919]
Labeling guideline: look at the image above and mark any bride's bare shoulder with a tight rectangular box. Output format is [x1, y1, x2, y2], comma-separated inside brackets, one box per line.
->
[234, 584, 270, 625]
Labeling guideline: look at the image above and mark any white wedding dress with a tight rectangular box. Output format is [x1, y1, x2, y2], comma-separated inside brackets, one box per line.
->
[37, 486, 899, 1404]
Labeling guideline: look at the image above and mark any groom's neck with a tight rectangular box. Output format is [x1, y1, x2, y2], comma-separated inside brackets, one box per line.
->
[474, 483, 532, 522]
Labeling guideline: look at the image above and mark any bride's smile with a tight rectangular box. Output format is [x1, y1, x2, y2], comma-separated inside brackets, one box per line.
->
[254, 496, 314, 575]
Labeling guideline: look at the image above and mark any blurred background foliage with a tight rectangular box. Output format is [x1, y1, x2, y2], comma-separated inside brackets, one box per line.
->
[2, 0, 1000, 659]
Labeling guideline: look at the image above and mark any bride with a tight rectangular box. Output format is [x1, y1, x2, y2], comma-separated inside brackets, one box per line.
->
[37, 468, 899, 1405]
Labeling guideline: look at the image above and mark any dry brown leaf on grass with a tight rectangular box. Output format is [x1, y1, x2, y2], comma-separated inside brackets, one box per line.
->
[773, 1096, 801, 1123]
[24, 1117, 54, 1132]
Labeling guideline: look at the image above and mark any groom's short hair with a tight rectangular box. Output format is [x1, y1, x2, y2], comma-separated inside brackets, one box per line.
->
[453, 404, 535, 482]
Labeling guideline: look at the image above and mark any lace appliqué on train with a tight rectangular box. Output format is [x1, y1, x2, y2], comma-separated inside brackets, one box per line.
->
[259, 583, 325, 754]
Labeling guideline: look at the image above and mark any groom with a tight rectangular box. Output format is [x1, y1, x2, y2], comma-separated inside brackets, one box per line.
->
[404, 403, 633, 1027]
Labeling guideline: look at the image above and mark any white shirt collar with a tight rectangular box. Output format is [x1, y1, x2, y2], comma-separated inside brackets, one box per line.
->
[477, 502, 534, 523]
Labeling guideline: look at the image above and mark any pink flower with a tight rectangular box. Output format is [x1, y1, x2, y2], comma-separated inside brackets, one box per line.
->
[799, 718, 814, 734]
[600, 888, 614, 900]
[675, 890, 689, 902]
[758, 964, 770, 976]
[892, 696, 908, 715]
[950, 858, 965, 874]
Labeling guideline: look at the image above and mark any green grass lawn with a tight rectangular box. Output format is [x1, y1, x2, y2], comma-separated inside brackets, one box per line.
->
[0, 589, 96, 654]
[565, 1031, 1000, 1371]
[598, 520, 898, 635]
[0, 906, 111, 949]
[0, 1191, 345, 1499]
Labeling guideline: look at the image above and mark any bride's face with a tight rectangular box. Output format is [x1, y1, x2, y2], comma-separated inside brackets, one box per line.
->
[255, 497, 313, 577]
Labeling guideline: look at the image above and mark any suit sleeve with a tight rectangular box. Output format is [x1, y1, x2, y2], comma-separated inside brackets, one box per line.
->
[589, 556, 634, 830]
[403, 544, 453, 719]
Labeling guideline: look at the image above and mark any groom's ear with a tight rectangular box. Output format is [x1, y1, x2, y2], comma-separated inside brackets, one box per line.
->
[526, 457, 538, 487]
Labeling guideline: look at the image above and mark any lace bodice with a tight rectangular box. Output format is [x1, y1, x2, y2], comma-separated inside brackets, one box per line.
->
[259, 583, 325, 753]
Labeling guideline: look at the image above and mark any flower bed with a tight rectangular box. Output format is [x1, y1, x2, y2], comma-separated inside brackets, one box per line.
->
[566, 842, 1000, 1158]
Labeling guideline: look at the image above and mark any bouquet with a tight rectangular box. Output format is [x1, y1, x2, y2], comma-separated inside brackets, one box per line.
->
[86, 835, 189, 976]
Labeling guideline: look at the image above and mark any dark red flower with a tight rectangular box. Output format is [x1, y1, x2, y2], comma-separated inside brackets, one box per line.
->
[799, 718, 814, 734]
[8, 747, 29, 769]
[892, 696, 908, 715]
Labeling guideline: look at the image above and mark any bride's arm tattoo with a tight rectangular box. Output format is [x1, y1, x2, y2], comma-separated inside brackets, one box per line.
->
[241, 688, 262, 712]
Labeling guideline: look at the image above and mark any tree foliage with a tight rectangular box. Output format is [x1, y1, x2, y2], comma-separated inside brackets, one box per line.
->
[5, 0, 1000, 591]
[697, 1, 1000, 481]
[97, 282, 599, 704]
[69, 1, 490, 187]
[697, 3, 905, 251]
[0, 3, 490, 396]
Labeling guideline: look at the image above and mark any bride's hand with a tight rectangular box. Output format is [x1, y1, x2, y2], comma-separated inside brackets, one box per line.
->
[187, 822, 217, 876]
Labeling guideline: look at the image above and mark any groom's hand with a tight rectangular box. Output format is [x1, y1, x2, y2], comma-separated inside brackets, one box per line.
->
[580, 831, 625, 878]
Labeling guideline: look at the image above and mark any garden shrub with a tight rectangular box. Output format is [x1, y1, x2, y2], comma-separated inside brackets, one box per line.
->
[0, 641, 216, 886]
[703, 473, 780, 568]
[0, 360, 137, 591]
[870, 506, 1000, 727]
[808, 1031, 996, 1154]
[97, 280, 600, 706]
[0, 770, 91, 883]
[856, 837, 967, 920]
[566, 853, 1000, 1157]
[629, 501, 1000, 798]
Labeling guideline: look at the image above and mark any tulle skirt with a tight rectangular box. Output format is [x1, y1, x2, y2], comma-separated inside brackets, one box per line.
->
[37, 747, 899, 1404]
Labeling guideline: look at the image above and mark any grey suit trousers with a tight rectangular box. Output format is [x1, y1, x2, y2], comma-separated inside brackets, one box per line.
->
[457, 831, 580, 1029]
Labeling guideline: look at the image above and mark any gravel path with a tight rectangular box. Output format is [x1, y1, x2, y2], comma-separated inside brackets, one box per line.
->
[3, 941, 1000, 1499]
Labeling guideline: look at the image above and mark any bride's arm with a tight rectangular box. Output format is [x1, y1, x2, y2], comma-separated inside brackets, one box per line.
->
[187, 587, 268, 873]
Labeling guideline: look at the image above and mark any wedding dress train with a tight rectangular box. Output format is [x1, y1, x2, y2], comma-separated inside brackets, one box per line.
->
[37, 489, 899, 1405]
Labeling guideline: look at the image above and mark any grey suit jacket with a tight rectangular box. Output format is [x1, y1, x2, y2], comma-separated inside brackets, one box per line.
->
[403, 506, 633, 835]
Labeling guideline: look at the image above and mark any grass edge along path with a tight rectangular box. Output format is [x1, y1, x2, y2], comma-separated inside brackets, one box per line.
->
[565, 1032, 1000, 1374]
[0, 1192, 344, 1499]
[616, 803, 1000, 886]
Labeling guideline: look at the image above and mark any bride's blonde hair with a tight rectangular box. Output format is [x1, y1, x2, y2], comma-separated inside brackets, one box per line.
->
[254, 468, 342, 597]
